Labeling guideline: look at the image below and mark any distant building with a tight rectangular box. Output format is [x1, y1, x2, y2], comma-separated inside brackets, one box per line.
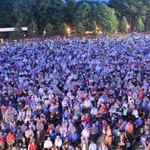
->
[0, 27, 28, 33]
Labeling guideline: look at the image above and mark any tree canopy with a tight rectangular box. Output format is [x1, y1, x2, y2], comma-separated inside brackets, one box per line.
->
[136, 17, 145, 32]
[120, 16, 128, 33]
[98, 4, 118, 33]
[0, 0, 150, 38]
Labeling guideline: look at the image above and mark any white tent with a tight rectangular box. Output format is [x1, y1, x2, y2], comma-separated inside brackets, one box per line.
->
[0, 27, 27, 32]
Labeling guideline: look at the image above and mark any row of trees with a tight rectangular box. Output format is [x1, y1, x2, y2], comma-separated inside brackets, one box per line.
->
[0, 0, 149, 38]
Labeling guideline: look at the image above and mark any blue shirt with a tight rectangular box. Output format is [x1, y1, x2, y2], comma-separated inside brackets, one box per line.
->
[67, 132, 78, 141]
[50, 132, 56, 140]
[88, 143, 97, 150]
[135, 118, 143, 128]
[62, 112, 71, 120]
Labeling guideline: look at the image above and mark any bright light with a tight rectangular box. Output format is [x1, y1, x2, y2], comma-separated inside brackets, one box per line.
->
[24, 34, 26, 37]
[127, 24, 130, 29]
[43, 30, 46, 35]
[67, 27, 71, 34]
[96, 27, 98, 30]
[0, 38, 4, 43]
[33, 30, 35, 33]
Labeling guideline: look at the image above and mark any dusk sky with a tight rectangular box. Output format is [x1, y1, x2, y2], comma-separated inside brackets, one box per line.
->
[76, 0, 109, 2]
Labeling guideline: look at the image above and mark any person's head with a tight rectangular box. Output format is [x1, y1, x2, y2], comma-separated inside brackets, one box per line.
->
[82, 138, 86, 144]
[56, 135, 60, 140]
[91, 140, 95, 144]
[92, 123, 95, 127]
[107, 125, 110, 130]
[140, 128, 144, 133]
[120, 134, 124, 140]
[64, 142, 69, 147]
[54, 146, 59, 150]
[31, 139, 35, 144]
[64, 137, 69, 142]
[145, 130, 149, 135]
[75, 146, 80, 150]
[47, 137, 50, 140]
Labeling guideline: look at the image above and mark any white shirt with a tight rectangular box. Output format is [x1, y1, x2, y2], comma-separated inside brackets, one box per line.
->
[54, 139, 62, 148]
[45, 99, 50, 106]
[122, 102, 128, 109]
[128, 98, 134, 105]
[84, 100, 91, 108]
[44, 140, 53, 149]
[89, 143, 97, 150]
[132, 109, 139, 118]
[62, 99, 68, 108]
[82, 129, 90, 138]
[91, 108, 97, 115]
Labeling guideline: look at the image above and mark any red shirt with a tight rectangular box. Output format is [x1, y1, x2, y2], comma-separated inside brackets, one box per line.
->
[1, 107, 8, 114]
[28, 143, 37, 150]
[101, 104, 106, 111]
[0, 136, 4, 142]
[138, 92, 143, 99]
[6, 133, 15, 143]
[83, 116, 90, 123]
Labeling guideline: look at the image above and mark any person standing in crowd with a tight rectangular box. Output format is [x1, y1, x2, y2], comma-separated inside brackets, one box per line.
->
[104, 125, 112, 147]
[98, 142, 108, 150]
[88, 140, 97, 150]
[54, 135, 62, 148]
[43, 137, 53, 149]
[6, 132, 15, 149]
[117, 134, 126, 150]
[28, 140, 37, 150]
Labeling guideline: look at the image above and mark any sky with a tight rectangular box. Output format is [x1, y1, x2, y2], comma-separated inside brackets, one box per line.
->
[76, 0, 109, 2]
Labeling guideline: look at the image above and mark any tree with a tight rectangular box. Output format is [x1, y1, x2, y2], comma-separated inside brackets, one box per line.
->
[0, 0, 15, 27]
[65, 0, 77, 26]
[74, 2, 91, 29]
[145, 11, 150, 31]
[13, 0, 33, 26]
[28, 21, 38, 37]
[90, 3, 99, 22]
[76, 22, 85, 36]
[109, 0, 148, 30]
[1, 0, 150, 38]
[44, 23, 54, 37]
[13, 23, 23, 39]
[120, 16, 128, 33]
[136, 17, 145, 32]
[34, 0, 51, 32]
[98, 4, 119, 33]
[49, 0, 66, 29]
[59, 23, 68, 35]
[145, 0, 150, 31]
[18, 0, 36, 25]
[91, 21, 97, 35]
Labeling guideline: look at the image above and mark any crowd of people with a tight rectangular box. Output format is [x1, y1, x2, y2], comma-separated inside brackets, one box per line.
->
[0, 34, 150, 150]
